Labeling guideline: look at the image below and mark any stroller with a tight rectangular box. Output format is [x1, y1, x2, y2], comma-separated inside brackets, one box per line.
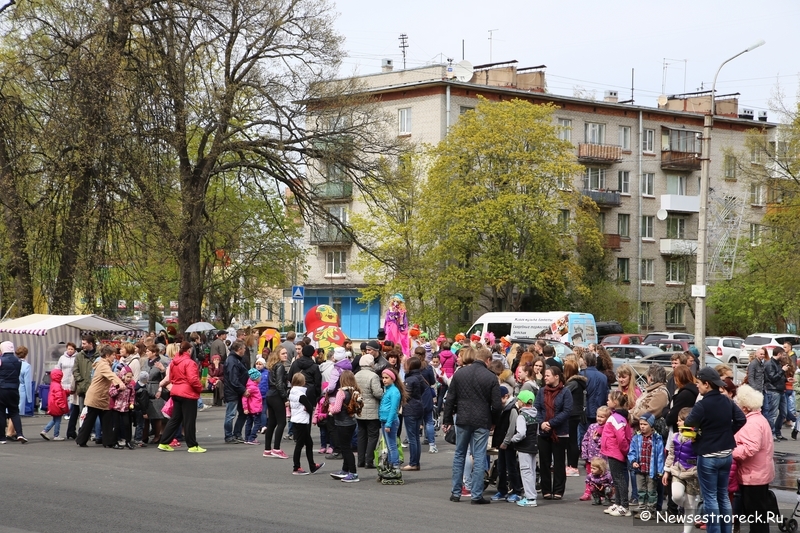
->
[778, 479, 800, 533]
[376, 432, 404, 485]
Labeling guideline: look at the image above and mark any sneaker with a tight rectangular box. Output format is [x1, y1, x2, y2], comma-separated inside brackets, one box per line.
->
[629, 499, 639, 507]
[429, 444, 438, 454]
[293, 468, 310, 476]
[233, 437, 245, 444]
[325, 446, 333, 454]
[17, 435, 28, 444]
[610, 507, 632, 517]
[330, 470, 348, 479]
[262, 450, 272, 457]
[157, 444, 175, 452]
[225, 438, 237, 444]
[566, 466, 580, 477]
[187, 446, 207, 453]
[199, 405, 211, 412]
[491, 491, 506, 501]
[0, 440, 6, 444]
[53, 436, 65, 441]
[401, 439, 408, 448]
[64, 415, 70, 420]
[604, 504, 618, 514]
[341, 473, 360, 483]
[245, 440, 258, 445]
[516, 498, 538, 507]
[40, 431, 50, 441]
[506, 494, 522, 503]
[170, 439, 181, 447]
[318, 447, 326, 454]
[271, 449, 289, 459]
[461, 486, 471, 496]
[259, 427, 267, 435]
[325, 452, 341, 460]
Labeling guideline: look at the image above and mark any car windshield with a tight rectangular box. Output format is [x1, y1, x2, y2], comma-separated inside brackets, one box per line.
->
[637, 346, 665, 357]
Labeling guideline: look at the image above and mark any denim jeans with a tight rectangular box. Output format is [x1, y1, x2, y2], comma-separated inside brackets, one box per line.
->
[451, 425, 490, 500]
[405, 415, 422, 467]
[43, 415, 62, 437]
[697, 454, 733, 533]
[423, 410, 436, 445]
[775, 392, 790, 436]
[245, 414, 259, 442]
[224, 398, 246, 440]
[382, 419, 400, 466]
[764, 390, 780, 434]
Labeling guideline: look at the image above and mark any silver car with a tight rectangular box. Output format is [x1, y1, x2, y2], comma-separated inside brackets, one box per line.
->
[705, 336, 745, 364]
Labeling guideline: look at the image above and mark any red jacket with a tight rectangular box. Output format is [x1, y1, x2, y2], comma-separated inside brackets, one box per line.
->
[169, 352, 202, 400]
[47, 369, 70, 417]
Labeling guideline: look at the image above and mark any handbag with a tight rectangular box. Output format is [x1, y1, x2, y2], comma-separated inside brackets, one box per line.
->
[444, 425, 456, 445]
[161, 397, 174, 418]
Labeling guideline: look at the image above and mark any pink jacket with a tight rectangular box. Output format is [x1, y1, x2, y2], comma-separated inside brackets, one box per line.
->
[600, 410, 632, 463]
[439, 350, 456, 378]
[732, 410, 775, 486]
[242, 379, 262, 414]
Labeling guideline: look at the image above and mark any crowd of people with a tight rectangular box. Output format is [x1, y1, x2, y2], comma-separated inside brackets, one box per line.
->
[0, 328, 785, 530]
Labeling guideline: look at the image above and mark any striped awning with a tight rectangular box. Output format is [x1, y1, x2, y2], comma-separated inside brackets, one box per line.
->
[0, 314, 143, 336]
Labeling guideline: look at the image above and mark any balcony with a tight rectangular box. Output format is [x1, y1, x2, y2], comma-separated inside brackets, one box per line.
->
[583, 189, 622, 207]
[310, 225, 353, 246]
[660, 238, 697, 255]
[661, 194, 700, 213]
[661, 150, 701, 171]
[577, 143, 623, 164]
[312, 181, 353, 202]
[603, 233, 622, 251]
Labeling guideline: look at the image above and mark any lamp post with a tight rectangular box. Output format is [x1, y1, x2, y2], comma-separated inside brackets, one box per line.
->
[695, 39, 765, 368]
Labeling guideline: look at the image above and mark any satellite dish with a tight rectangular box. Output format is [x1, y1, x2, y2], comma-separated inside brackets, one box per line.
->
[451, 60, 473, 82]
[656, 209, 668, 221]
[657, 95, 668, 107]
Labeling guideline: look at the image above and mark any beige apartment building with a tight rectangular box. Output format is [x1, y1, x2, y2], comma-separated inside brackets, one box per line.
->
[302, 60, 775, 335]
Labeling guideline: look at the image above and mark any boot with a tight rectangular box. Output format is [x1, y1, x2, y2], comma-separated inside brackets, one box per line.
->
[580, 483, 592, 501]
[592, 492, 602, 505]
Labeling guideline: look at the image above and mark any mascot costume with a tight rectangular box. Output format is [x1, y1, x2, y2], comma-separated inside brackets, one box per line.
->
[384, 293, 410, 356]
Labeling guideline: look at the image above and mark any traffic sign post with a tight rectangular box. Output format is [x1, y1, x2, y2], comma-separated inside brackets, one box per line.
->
[291, 285, 304, 301]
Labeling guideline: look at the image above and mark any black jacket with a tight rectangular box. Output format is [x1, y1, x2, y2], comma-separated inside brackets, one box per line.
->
[565, 375, 588, 420]
[403, 368, 427, 420]
[443, 361, 502, 429]
[289, 356, 321, 403]
[0, 352, 21, 389]
[684, 389, 746, 456]
[764, 358, 786, 391]
[268, 362, 289, 400]
[223, 351, 247, 401]
[666, 382, 699, 432]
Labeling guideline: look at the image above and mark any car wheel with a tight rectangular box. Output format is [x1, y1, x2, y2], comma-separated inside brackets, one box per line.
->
[728, 356, 738, 365]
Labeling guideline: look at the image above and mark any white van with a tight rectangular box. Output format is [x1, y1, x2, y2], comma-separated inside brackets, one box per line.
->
[466, 311, 598, 347]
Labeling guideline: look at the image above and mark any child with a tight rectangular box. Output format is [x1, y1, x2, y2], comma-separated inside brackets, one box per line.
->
[662, 407, 699, 533]
[327, 370, 363, 483]
[108, 366, 136, 450]
[40, 369, 69, 441]
[255, 358, 269, 435]
[134, 371, 150, 447]
[600, 390, 633, 517]
[243, 368, 263, 445]
[289, 373, 324, 475]
[580, 405, 611, 500]
[491, 385, 524, 502]
[628, 413, 665, 517]
[377, 368, 406, 485]
[430, 355, 446, 427]
[510, 389, 539, 507]
[315, 381, 333, 454]
[586, 457, 614, 505]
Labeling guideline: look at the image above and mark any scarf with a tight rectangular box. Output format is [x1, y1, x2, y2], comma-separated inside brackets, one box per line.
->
[543, 383, 564, 441]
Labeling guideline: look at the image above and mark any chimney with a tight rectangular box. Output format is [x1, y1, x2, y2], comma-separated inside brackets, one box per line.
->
[758, 111, 768, 122]
[738, 109, 754, 120]
[604, 90, 618, 103]
[381, 58, 394, 72]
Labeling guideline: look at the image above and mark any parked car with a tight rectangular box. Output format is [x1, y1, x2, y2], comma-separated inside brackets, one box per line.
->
[705, 336, 745, 364]
[607, 345, 667, 372]
[642, 331, 695, 344]
[601, 334, 644, 346]
[643, 339, 694, 353]
[628, 353, 739, 385]
[742, 333, 800, 357]
[509, 338, 574, 360]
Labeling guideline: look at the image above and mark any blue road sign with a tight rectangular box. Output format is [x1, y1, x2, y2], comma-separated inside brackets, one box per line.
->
[291, 285, 304, 300]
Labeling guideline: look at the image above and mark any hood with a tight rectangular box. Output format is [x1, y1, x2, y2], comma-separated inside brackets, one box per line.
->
[334, 358, 352, 372]
[519, 405, 538, 418]
[499, 369, 513, 382]
[319, 360, 334, 371]
[567, 375, 588, 387]
[50, 368, 64, 383]
[502, 397, 517, 412]
[294, 355, 318, 371]
[123, 353, 140, 364]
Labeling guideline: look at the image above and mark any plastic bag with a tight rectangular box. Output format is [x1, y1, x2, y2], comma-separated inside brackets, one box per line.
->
[374, 429, 388, 468]
[78, 406, 88, 429]
[161, 397, 174, 418]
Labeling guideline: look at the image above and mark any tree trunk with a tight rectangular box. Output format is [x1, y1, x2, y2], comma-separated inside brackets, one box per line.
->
[177, 175, 206, 331]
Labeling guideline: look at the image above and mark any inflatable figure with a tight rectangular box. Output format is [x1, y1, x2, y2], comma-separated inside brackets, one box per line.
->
[304, 304, 348, 352]
[384, 294, 409, 356]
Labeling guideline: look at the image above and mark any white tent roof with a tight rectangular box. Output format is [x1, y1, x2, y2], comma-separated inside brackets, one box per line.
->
[0, 314, 140, 336]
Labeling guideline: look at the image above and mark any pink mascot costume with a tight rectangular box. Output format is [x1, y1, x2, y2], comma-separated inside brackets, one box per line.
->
[384, 293, 410, 356]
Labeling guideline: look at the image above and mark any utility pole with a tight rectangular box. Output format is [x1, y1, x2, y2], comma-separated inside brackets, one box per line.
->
[488, 29, 499, 63]
[398, 34, 408, 69]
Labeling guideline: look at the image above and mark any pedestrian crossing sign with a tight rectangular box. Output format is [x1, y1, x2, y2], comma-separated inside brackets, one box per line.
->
[292, 286, 304, 300]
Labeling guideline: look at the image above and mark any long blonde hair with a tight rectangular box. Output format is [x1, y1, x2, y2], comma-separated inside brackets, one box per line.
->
[615, 365, 638, 408]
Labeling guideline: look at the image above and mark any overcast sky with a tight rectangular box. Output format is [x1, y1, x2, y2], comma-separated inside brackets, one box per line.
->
[333, 0, 799, 121]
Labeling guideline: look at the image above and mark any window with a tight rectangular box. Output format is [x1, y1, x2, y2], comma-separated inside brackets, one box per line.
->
[585, 122, 605, 144]
[641, 173, 655, 196]
[557, 209, 570, 232]
[326, 161, 345, 182]
[640, 259, 654, 283]
[749, 223, 761, 246]
[459, 106, 474, 115]
[598, 212, 606, 233]
[666, 175, 687, 195]
[640, 302, 653, 327]
[619, 126, 631, 150]
[556, 173, 571, 190]
[398, 108, 412, 135]
[724, 155, 737, 180]
[665, 303, 685, 326]
[666, 260, 686, 283]
[557, 118, 572, 142]
[750, 145, 764, 164]
[255, 303, 262, 320]
[326, 251, 347, 276]
[618, 171, 630, 194]
[328, 205, 347, 224]
[584, 168, 606, 190]
[666, 216, 686, 239]
[266, 302, 273, 320]
[279, 302, 285, 322]
[617, 258, 630, 282]
[665, 129, 701, 152]
[643, 129, 655, 152]
[749, 183, 765, 205]
[618, 214, 630, 238]
[641, 216, 654, 239]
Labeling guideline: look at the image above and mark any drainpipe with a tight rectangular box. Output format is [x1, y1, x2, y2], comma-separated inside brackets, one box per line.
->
[446, 84, 451, 132]
[637, 110, 643, 333]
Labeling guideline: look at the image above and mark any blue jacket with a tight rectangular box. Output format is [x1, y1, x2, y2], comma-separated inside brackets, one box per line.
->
[628, 431, 665, 478]
[684, 389, 746, 456]
[582, 366, 609, 420]
[379, 383, 401, 430]
[258, 368, 270, 398]
[534, 384, 573, 436]
[0, 352, 21, 389]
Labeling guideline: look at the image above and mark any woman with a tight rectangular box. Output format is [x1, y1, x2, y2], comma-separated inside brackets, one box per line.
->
[158, 341, 205, 453]
[208, 354, 225, 406]
[76, 346, 125, 447]
[733, 384, 775, 533]
[616, 364, 642, 409]
[595, 346, 616, 388]
[685, 367, 747, 533]
[143, 345, 169, 444]
[564, 360, 587, 477]
[120, 343, 141, 381]
[402, 357, 428, 471]
[16, 346, 33, 417]
[0, 341, 26, 443]
[263, 347, 289, 458]
[632, 364, 670, 427]
[667, 365, 699, 433]
[534, 366, 573, 499]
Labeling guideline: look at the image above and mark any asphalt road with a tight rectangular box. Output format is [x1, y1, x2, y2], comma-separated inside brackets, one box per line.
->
[2, 409, 799, 533]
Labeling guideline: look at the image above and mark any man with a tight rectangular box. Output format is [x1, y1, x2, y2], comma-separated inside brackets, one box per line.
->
[765, 347, 789, 440]
[784, 341, 797, 367]
[66, 335, 98, 440]
[443, 346, 502, 504]
[210, 330, 228, 363]
[289, 344, 322, 404]
[282, 331, 297, 362]
[223, 340, 249, 443]
[747, 347, 767, 396]
[542, 345, 562, 371]
[666, 352, 689, 397]
[580, 351, 609, 444]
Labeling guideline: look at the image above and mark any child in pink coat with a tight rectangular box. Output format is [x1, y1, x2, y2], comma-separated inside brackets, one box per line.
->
[41, 369, 69, 440]
[600, 390, 633, 517]
[243, 368, 263, 445]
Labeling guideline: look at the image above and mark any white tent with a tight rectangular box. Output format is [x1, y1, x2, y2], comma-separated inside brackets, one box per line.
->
[0, 314, 143, 385]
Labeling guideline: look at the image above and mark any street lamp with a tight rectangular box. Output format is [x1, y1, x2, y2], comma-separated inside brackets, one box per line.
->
[695, 39, 765, 368]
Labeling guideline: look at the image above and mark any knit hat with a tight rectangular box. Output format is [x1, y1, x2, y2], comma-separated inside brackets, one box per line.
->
[138, 371, 149, 385]
[302, 344, 316, 358]
[0, 341, 14, 354]
[360, 354, 375, 368]
[517, 390, 535, 405]
[333, 346, 347, 361]
[255, 357, 266, 367]
[499, 385, 509, 396]
[366, 340, 381, 351]
[639, 413, 655, 428]
[248, 368, 261, 381]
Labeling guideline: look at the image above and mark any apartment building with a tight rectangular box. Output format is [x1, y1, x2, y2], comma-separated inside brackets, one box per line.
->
[301, 60, 775, 335]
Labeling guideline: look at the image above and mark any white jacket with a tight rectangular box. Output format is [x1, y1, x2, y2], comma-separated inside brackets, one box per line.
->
[289, 386, 310, 424]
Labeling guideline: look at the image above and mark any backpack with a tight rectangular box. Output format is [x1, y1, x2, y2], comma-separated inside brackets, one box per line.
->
[346, 389, 363, 416]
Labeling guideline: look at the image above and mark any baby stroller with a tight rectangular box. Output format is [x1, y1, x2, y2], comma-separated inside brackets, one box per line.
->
[778, 479, 800, 533]
[376, 432, 404, 485]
